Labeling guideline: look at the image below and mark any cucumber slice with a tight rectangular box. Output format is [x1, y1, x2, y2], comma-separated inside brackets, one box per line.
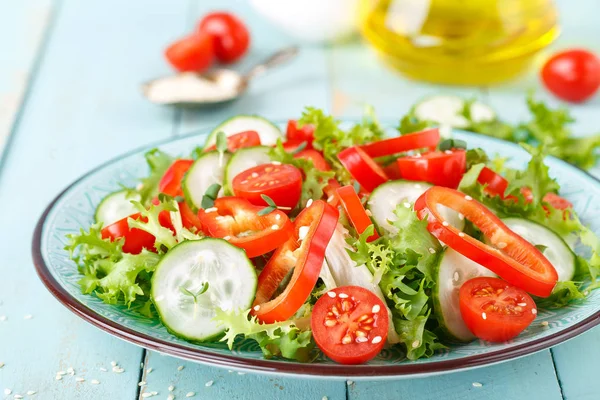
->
[367, 180, 465, 235]
[499, 218, 576, 281]
[433, 248, 496, 342]
[203, 115, 283, 150]
[223, 146, 272, 195]
[413, 95, 495, 128]
[94, 190, 141, 226]
[182, 151, 230, 209]
[151, 238, 257, 342]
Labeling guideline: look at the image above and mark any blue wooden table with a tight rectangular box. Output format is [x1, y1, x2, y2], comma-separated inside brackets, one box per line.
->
[1, 1, 600, 399]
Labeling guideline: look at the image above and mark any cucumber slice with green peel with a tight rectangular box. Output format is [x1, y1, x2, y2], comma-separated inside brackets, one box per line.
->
[433, 248, 497, 342]
[94, 190, 141, 226]
[203, 115, 283, 150]
[367, 180, 465, 235]
[223, 146, 272, 195]
[182, 151, 230, 210]
[151, 238, 257, 342]
[497, 218, 576, 282]
[413, 95, 496, 128]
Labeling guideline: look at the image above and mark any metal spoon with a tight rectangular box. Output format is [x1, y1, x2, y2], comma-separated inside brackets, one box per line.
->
[142, 46, 299, 107]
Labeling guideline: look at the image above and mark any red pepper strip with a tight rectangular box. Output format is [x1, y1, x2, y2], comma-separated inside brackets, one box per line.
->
[336, 185, 379, 242]
[204, 130, 261, 152]
[101, 213, 156, 254]
[252, 200, 339, 323]
[338, 146, 389, 193]
[414, 186, 558, 297]
[361, 128, 440, 158]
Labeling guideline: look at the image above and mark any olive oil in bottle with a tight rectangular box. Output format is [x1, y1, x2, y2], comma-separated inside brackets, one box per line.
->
[359, 0, 559, 85]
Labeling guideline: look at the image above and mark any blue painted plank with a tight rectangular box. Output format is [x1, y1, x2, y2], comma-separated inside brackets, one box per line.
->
[0, 0, 193, 398]
[0, 0, 53, 160]
[348, 351, 562, 400]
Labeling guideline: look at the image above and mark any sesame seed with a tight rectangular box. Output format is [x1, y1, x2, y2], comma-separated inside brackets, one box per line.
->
[347, 380, 354, 386]
[141, 393, 153, 398]
[298, 226, 310, 240]
[75, 377, 85, 382]
[365, 209, 372, 216]
[4, 389, 11, 396]
[177, 366, 184, 371]
[541, 321, 549, 327]
[0, 315, 6, 321]
[215, 215, 225, 221]
[517, 303, 527, 307]
[14, 395, 23, 399]
[240, 180, 248, 184]
[271, 224, 279, 230]
[414, 153, 422, 158]
[453, 271, 459, 281]
[91, 380, 100, 385]
[205, 380, 214, 387]
[372, 304, 381, 313]
[253, 305, 260, 311]
[458, 213, 465, 220]
[275, 214, 281, 220]
[138, 382, 146, 386]
[371, 336, 382, 344]
[403, 202, 411, 208]
[67, 367, 75, 375]
[458, 232, 465, 237]
[306, 199, 313, 207]
[444, 150, 453, 154]
[584, 291, 590, 296]
[497, 242, 507, 249]
[57, 371, 66, 376]
[99, 367, 107, 372]
[414, 184, 422, 189]
[442, 221, 449, 227]
[412, 340, 420, 348]
[136, 183, 144, 190]
[23, 314, 32, 320]
[151, 392, 158, 396]
[55, 375, 62, 381]
[140, 362, 144, 369]
[168, 385, 175, 391]
[204, 207, 218, 213]
[338, 293, 349, 299]
[110, 361, 117, 367]
[327, 291, 336, 298]
[465, 195, 473, 201]
[532, 309, 537, 315]
[237, 372, 245, 375]
[168, 395, 175, 400]
[482, 312, 487, 320]
[26, 391, 37, 395]
[472, 382, 483, 388]
[428, 247, 436, 254]
[356, 337, 368, 343]
[223, 235, 231, 241]
[186, 392, 195, 398]
[112, 367, 124, 373]
[323, 397, 328, 400]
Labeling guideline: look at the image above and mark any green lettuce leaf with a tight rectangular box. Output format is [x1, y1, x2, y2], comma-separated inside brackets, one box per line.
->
[214, 309, 314, 362]
[136, 149, 174, 206]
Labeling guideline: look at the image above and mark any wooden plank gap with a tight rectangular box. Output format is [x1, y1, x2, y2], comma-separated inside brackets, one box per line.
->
[136, 349, 149, 400]
[549, 348, 566, 400]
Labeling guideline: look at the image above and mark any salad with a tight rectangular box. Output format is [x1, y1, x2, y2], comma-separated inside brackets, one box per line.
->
[67, 99, 600, 365]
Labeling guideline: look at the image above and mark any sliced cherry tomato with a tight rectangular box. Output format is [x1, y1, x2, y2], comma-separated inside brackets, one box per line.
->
[541, 49, 600, 103]
[414, 186, 558, 297]
[295, 149, 330, 171]
[204, 130, 261, 152]
[252, 200, 338, 323]
[361, 128, 440, 158]
[159, 159, 194, 198]
[397, 150, 466, 189]
[164, 33, 214, 73]
[338, 146, 389, 193]
[311, 286, 388, 364]
[198, 12, 250, 64]
[478, 167, 572, 210]
[232, 163, 302, 210]
[460, 277, 537, 342]
[101, 213, 156, 254]
[197, 197, 292, 258]
[286, 120, 314, 149]
[337, 185, 378, 242]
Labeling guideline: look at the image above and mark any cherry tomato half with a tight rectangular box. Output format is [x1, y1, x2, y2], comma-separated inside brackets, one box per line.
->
[311, 286, 389, 364]
[204, 130, 261, 152]
[232, 163, 302, 210]
[159, 159, 194, 198]
[397, 150, 466, 189]
[361, 128, 440, 158]
[165, 33, 214, 73]
[460, 277, 537, 342]
[541, 49, 600, 103]
[253, 200, 339, 323]
[336, 185, 378, 242]
[197, 197, 292, 258]
[286, 120, 315, 149]
[198, 12, 250, 64]
[414, 186, 558, 297]
[338, 146, 389, 193]
[101, 213, 156, 254]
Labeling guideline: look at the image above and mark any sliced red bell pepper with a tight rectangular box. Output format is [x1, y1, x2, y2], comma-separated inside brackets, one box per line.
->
[338, 146, 389, 192]
[336, 185, 378, 242]
[397, 150, 466, 189]
[361, 128, 440, 158]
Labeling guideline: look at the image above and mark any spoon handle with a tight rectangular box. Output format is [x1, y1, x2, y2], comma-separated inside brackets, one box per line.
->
[245, 47, 299, 81]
